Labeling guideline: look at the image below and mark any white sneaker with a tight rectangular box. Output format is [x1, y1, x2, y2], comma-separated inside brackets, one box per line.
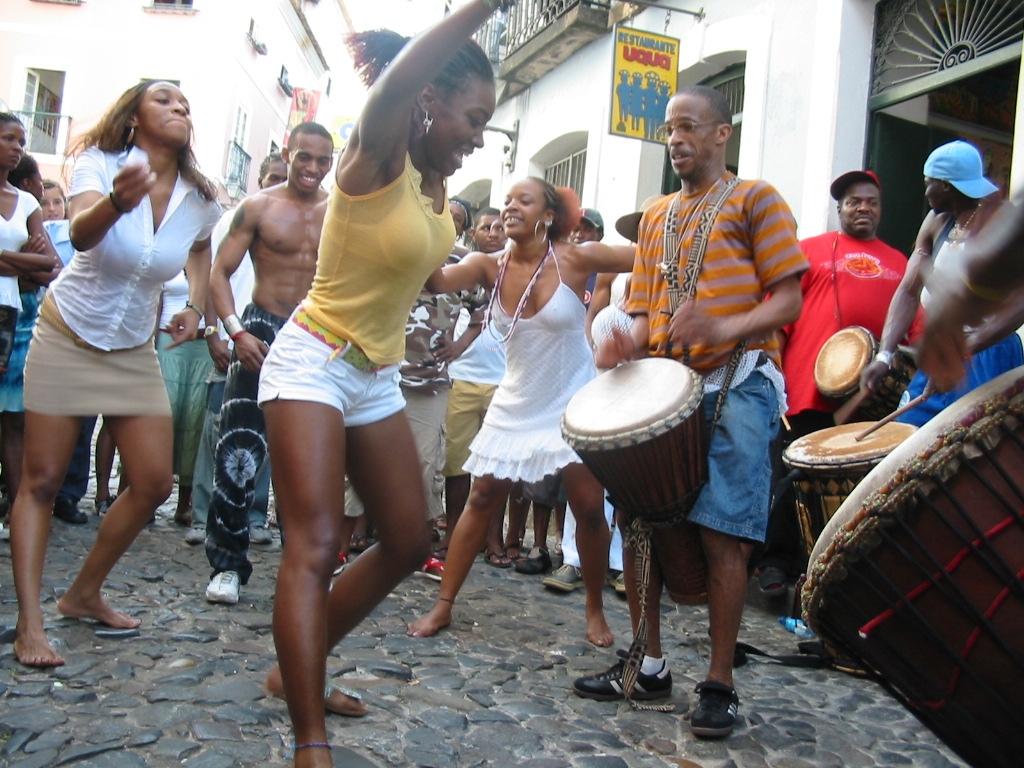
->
[249, 522, 273, 546]
[184, 523, 206, 546]
[206, 571, 240, 604]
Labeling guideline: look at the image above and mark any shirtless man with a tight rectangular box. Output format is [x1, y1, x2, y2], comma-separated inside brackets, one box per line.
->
[203, 122, 334, 607]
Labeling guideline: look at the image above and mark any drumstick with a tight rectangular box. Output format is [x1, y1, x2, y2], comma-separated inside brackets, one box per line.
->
[833, 388, 872, 426]
[854, 393, 929, 442]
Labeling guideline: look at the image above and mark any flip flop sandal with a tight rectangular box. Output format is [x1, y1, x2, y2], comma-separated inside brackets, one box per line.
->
[484, 550, 512, 568]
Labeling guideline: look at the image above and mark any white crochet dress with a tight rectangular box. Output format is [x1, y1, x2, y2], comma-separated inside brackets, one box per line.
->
[463, 258, 595, 482]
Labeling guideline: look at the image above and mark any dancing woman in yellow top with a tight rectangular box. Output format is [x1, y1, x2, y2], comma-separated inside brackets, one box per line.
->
[256, 1, 512, 763]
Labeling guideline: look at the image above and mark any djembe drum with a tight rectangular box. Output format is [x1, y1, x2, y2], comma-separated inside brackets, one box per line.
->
[783, 421, 917, 556]
[561, 357, 708, 603]
[815, 326, 876, 400]
[856, 346, 918, 422]
[802, 367, 1024, 768]
[815, 327, 917, 421]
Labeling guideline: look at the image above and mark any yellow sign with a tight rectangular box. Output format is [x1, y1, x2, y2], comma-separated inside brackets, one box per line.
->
[610, 26, 679, 143]
[331, 116, 358, 150]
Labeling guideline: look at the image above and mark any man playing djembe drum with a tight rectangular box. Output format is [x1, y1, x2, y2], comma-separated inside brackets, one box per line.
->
[585, 85, 807, 738]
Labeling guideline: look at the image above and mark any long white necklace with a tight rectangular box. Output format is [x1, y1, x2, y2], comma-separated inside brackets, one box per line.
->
[485, 241, 554, 343]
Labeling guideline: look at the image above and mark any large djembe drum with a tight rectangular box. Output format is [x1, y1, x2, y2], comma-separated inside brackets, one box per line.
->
[802, 367, 1024, 768]
[561, 357, 708, 604]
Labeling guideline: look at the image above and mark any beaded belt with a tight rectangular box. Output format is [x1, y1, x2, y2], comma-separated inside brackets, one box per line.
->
[292, 306, 387, 373]
[40, 292, 109, 353]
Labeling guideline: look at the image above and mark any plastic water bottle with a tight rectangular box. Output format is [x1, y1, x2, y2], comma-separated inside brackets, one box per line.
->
[779, 616, 815, 639]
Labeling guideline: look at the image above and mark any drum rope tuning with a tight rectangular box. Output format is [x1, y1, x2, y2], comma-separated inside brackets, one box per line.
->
[801, 370, 1024, 768]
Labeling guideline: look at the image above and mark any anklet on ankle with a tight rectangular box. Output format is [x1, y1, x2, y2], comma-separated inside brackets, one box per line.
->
[294, 742, 331, 751]
[438, 596, 454, 604]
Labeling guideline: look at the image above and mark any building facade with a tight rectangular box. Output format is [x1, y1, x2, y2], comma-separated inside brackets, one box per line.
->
[0, 0, 351, 203]
[449, 0, 1022, 250]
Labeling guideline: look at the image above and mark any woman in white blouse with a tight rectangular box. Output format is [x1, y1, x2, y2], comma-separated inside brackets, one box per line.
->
[9, 81, 220, 668]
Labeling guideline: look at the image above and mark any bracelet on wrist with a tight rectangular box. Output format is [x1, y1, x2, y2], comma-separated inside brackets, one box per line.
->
[961, 273, 1011, 304]
[229, 330, 249, 341]
[223, 314, 245, 337]
[108, 190, 129, 215]
[184, 301, 203, 317]
[873, 350, 893, 368]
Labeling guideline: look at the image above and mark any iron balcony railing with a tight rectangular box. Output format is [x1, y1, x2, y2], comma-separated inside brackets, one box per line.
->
[225, 140, 251, 199]
[15, 111, 72, 156]
[503, 0, 598, 60]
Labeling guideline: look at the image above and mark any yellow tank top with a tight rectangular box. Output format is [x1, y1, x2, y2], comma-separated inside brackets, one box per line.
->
[303, 155, 455, 365]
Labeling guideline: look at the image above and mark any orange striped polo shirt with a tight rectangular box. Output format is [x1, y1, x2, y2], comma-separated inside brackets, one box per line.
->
[625, 173, 807, 373]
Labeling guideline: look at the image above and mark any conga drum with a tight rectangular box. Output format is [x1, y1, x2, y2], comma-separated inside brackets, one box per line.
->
[783, 421, 917, 556]
[802, 367, 1024, 768]
[857, 346, 918, 422]
[815, 326, 877, 400]
[562, 358, 708, 604]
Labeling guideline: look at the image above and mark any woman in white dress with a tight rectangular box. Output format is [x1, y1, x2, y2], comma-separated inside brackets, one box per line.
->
[408, 176, 634, 646]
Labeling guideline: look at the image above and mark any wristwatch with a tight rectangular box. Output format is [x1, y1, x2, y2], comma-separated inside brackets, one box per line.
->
[203, 325, 219, 339]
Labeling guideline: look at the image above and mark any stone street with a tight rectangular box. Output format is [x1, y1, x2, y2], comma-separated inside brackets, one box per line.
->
[0, 493, 966, 768]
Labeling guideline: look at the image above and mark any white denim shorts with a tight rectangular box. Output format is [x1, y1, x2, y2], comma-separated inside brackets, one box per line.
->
[258, 318, 405, 427]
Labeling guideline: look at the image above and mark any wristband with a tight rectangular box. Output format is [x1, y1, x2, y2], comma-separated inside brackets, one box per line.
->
[184, 301, 203, 317]
[223, 314, 245, 337]
[108, 190, 129, 214]
[229, 331, 249, 341]
[874, 350, 893, 367]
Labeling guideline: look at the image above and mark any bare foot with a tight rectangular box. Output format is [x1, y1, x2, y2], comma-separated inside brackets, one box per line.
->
[57, 593, 141, 629]
[586, 614, 614, 648]
[264, 666, 368, 717]
[13, 629, 65, 667]
[407, 603, 452, 637]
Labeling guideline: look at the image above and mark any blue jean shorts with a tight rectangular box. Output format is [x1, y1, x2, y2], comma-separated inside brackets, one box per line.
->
[257, 319, 405, 427]
[688, 368, 780, 542]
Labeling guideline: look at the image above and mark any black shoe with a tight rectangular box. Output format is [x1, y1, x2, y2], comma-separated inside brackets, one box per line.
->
[53, 497, 87, 525]
[690, 680, 739, 738]
[757, 566, 787, 597]
[573, 653, 672, 701]
[514, 547, 551, 574]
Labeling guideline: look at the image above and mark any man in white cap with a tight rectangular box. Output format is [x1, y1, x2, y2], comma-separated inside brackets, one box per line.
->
[862, 139, 1022, 425]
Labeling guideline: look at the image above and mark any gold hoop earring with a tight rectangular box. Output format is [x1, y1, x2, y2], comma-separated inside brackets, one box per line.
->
[126, 126, 136, 147]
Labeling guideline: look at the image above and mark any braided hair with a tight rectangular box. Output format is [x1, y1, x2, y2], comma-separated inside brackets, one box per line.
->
[345, 29, 492, 99]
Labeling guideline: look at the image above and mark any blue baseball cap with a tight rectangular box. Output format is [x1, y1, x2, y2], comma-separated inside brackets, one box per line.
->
[923, 140, 998, 199]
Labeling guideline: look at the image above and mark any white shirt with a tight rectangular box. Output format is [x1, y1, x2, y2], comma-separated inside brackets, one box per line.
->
[159, 270, 191, 330]
[51, 146, 220, 350]
[0, 188, 41, 310]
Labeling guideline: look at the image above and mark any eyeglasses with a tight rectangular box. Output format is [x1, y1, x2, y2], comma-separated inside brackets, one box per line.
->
[655, 120, 719, 141]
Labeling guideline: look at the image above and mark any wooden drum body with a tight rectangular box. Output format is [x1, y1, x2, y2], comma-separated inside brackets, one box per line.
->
[802, 367, 1024, 768]
[857, 346, 918, 422]
[562, 358, 708, 604]
[783, 421, 916, 557]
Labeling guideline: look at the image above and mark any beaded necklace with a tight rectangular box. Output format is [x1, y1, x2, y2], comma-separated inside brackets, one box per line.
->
[484, 241, 555, 343]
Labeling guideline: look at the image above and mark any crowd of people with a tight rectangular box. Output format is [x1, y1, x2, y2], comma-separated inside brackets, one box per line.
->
[0, 0, 1020, 761]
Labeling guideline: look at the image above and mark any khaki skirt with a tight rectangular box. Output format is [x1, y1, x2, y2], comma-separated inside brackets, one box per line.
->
[25, 298, 171, 417]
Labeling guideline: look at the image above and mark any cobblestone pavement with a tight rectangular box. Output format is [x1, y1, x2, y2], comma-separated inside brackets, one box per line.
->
[0, 491, 967, 768]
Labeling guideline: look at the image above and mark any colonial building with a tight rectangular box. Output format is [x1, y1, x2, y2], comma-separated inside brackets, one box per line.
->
[450, 0, 1022, 250]
[0, 0, 351, 203]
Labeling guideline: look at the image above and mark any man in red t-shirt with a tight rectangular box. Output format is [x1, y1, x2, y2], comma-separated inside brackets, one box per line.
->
[757, 170, 922, 595]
